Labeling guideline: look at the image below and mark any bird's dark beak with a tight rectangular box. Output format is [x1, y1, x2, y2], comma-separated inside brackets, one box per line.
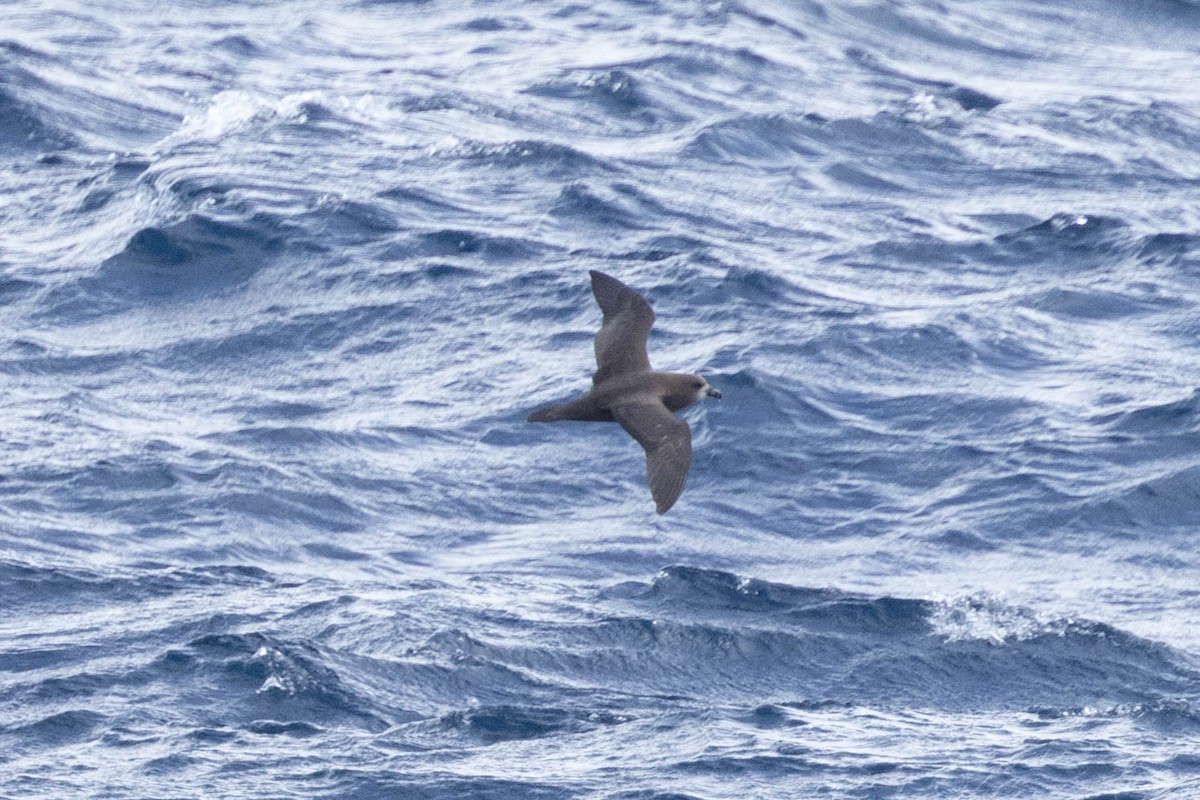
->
[707, 387, 721, 400]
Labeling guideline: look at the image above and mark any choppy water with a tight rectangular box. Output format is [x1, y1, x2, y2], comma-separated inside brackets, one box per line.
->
[4, 1, 1200, 797]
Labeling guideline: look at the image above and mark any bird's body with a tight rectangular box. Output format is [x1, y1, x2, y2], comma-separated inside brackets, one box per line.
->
[528, 270, 720, 514]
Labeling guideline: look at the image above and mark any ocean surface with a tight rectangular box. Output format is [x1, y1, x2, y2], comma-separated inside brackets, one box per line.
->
[3, 0, 1200, 797]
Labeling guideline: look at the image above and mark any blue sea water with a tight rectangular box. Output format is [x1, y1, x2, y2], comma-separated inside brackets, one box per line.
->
[3, 0, 1200, 796]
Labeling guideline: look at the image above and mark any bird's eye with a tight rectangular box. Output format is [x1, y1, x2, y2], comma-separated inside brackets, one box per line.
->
[694, 381, 703, 389]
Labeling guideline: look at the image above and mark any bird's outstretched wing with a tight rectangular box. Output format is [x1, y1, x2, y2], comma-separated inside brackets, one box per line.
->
[589, 270, 654, 385]
[611, 397, 692, 514]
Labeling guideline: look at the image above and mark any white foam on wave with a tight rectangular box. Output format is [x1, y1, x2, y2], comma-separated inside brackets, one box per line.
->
[177, 90, 266, 142]
[163, 89, 397, 149]
[929, 593, 1076, 645]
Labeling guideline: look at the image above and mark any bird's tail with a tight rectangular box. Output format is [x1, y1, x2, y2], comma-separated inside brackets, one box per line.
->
[528, 406, 564, 422]
[527, 395, 613, 423]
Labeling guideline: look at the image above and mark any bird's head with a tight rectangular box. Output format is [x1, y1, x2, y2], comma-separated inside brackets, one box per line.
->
[660, 373, 721, 412]
[689, 376, 721, 402]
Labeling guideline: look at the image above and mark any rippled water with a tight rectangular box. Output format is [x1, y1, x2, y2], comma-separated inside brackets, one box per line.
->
[4, 0, 1200, 797]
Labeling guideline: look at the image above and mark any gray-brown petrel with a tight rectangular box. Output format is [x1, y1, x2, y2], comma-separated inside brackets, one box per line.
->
[528, 270, 720, 513]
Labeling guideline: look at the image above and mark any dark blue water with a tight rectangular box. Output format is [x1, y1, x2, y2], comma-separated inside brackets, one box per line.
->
[4, 1, 1200, 797]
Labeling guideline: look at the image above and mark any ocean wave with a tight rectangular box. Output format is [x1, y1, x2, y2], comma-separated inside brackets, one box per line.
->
[6, 0, 1200, 795]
